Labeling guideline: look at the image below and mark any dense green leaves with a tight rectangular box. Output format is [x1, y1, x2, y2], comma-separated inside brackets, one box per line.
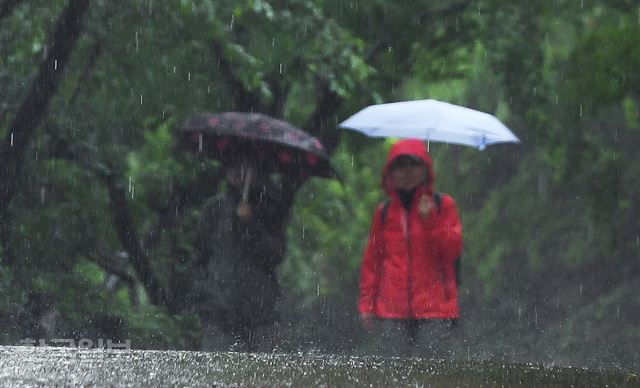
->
[1, 0, 639, 369]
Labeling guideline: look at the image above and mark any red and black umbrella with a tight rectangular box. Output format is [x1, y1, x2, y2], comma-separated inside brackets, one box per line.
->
[177, 112, 335, 179]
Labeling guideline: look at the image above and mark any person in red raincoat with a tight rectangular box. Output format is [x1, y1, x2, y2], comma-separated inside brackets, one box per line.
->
[358, 139, 463, 357]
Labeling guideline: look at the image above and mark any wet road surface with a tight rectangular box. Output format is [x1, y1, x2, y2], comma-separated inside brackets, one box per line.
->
[0, 345, 637, 387]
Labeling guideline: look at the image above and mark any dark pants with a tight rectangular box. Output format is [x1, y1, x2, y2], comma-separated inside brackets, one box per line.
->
[371, 318, 459, 358]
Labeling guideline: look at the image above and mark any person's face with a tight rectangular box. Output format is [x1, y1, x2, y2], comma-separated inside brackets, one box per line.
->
[225, 162, 252, 189]
[391, 156, 427, 191]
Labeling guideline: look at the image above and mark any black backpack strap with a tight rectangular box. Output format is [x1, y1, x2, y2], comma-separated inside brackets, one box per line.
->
[433, 192, 442, 212]
[380, 199, 391, 227]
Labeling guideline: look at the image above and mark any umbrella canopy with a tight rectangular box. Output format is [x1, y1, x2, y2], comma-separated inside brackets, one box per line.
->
[338, 99, 520, 150]
[177, 112, 335, 178]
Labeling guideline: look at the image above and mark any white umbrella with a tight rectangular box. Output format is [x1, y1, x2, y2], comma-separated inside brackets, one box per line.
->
[338, 99, 520, 150]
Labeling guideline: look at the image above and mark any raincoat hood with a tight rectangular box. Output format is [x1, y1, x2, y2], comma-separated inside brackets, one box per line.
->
[382, 139, 435, 196]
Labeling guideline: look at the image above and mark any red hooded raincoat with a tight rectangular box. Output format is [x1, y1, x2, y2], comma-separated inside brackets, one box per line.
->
[358, 139, 463, 320]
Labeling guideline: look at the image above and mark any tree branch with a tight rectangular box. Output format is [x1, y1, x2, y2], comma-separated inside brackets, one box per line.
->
[96, 163, 165, 306]
[304, 77, 343, 155]
[365, 35, 391, 63]
[0, 0, 23, 22]
[211, 40, 262, 111]
[69, 41, 102, 106]
[418, 0, 471, 22]
[263, 73, 288, 118]
[86, 251, 137, 290]
[46, 132, 166, 307]
[0, 0, 90, 219]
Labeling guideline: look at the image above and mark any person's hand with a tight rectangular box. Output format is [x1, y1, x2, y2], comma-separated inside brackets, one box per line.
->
[418, 194, 433, 220]
[360, 312, 375, 331]
[236, 202, 252, 222]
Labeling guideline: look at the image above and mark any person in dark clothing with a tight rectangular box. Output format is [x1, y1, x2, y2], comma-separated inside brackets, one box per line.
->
[193, 158, 288, 352]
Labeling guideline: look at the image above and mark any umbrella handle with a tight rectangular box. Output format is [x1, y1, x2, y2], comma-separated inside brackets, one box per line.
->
[241, 166, 254, 203]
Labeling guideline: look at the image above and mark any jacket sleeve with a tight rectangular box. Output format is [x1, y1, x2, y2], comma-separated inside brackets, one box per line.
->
[359, 204, 385, 315]
[432, 194, 463, 265]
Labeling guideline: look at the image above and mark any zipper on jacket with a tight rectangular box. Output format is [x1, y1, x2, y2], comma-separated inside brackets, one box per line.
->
[404, 210, 415, 318]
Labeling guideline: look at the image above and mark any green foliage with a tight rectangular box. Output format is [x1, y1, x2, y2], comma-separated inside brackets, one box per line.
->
[2, 0, 640, 369]
[282, 137, 388, 303]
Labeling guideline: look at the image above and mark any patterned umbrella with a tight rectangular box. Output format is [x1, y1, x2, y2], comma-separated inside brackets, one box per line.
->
[177, 112, 335, 178]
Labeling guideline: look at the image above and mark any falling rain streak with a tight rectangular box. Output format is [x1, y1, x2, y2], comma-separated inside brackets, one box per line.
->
[1, 0, 637, 378]
[129, 177, 135, 199]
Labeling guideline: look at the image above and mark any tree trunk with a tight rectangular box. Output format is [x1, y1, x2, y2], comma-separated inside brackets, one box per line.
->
[0, 0, 23, 22]
[0, 0, 91, 220]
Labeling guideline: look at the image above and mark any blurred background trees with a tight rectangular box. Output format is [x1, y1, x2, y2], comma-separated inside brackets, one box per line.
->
[1, 0, 638, 369]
